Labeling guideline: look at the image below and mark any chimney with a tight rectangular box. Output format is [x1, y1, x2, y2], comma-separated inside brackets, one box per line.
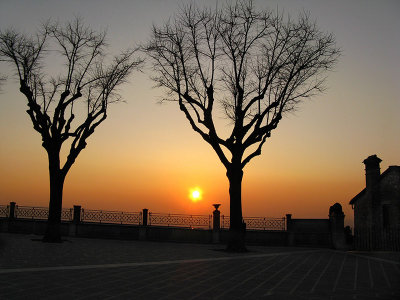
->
[363, 154, 382, 189]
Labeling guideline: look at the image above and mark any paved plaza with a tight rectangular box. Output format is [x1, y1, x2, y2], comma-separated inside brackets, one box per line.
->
[0, 233, 399, 299]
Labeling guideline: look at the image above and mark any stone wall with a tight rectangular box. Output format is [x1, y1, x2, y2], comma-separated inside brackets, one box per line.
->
[380, 167, 400, 228]
[0, 202, 348, 249]
[0, 217, 343, 248]
[287, 218, 331, 247]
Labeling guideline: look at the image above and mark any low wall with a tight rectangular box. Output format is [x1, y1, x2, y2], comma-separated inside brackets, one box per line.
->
[219, 229, 288, 246]
[288, 219, 331, 247]
[1, 202, 351, 249]
[1, 219, 70, 236]
[0, 218, 214, 244]
[75, 222, 141, 240]
[0, 217, 341, 248]
[144, 226, 212, 243]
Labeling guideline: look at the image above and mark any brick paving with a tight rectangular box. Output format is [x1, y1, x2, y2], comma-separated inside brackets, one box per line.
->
[0, 233, 399, 299]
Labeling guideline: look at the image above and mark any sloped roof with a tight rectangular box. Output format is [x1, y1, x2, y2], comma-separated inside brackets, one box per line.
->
[349, 166, 400, 205]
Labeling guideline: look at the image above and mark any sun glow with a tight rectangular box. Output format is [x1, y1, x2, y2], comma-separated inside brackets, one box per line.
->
[189, 187, 202, 202]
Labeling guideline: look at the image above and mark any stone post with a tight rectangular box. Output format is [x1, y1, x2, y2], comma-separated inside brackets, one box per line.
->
[1, 202, 15, 232]
[139, 208, 148, 241]
[286, 214, 294, 246]
[73, 206, 81, 224]
[142, 209, 148, 226]
[329, 203, 346, 250]
[212, 204, 221, 243]
[9, 202, 16, 219]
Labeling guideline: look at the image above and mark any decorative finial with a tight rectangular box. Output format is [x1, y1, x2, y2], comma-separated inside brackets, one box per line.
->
[213, 204, 221, 210]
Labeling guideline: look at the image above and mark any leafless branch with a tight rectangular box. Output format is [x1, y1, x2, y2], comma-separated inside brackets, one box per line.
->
[0, 17, 143, 175]
[145, 1, 340, 170]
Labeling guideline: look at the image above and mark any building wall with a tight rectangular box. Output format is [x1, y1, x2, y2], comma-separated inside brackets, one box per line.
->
[354, 193, 371, 230]
[354, 168, 400, 231]
[379, 168, 400, 228]
[352, 166, 400, 250]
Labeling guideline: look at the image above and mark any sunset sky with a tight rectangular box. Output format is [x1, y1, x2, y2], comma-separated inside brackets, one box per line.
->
[0, 0, 399, 227]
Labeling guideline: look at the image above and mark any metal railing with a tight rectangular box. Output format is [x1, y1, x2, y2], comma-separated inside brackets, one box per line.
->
[149, 213, 212, 229]
[245, 217, 286, 231]
[14, 206, 73, 221]
[221, 215, 286, 231]
[81, 209, 142, 225]
[354, 228, 400, 251]
[221, 215, 230, 229]
[61, 208, 73, 221]
[0, 203, 287, 232]
[0, 205, 8, 218]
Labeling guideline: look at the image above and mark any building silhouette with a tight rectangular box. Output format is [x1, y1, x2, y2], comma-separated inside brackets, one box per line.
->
[350, 155, 400, 250]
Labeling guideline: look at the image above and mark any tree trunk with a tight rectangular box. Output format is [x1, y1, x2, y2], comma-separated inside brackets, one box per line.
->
[226, 164, 247, 252]
[43, 150, 65, 242]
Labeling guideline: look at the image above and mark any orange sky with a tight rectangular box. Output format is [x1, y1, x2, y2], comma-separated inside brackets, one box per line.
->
[1, 0, 399, 229]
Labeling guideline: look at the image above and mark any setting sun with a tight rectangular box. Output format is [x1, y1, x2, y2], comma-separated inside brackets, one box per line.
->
[189, 187, 202, 202]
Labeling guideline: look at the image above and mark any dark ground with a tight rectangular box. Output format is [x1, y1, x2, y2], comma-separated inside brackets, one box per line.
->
[0, 233, 399, 299]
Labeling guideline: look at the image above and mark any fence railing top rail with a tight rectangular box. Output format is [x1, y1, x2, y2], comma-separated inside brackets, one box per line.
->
[149, 212, 211, 217]
[16, 205, 48, 209]
[15, 206, 71, 211]
[244, 216, 286, 219]
[1, 203, 287, 231]
[221, 215, 286, 219]
[82, 209, 141, 214]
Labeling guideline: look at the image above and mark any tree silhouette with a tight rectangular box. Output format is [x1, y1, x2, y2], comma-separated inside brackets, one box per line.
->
[0, 18, 143, 242]
[145, 1, 340, 251]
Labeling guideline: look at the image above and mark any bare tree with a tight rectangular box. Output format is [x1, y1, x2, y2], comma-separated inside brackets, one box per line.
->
[145, 1, 340, 251]
[0, 18, 143, 242]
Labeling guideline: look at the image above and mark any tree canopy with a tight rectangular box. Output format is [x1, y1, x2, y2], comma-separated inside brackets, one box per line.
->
[0, 18, 143, 176]
[146, 1, 340, 170]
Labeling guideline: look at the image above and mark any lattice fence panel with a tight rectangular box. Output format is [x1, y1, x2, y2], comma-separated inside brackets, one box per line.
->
[220, 216, 286, 231]
[149, 213, 211, 229]
[15, 206, 48, 219]
[81, 209, 142, 225]
[61, 208, 73, 221]
[0, 205, 8, 218]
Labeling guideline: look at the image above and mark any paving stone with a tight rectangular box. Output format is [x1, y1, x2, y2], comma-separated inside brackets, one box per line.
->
[0, 233, 399, 299]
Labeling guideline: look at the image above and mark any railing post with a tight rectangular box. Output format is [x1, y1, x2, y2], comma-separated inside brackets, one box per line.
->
[142, 209, 148, 226]
[73, 206, 81, 224]
[9, 202, 16, 220]
[212, 204, 221, 244]
[213, 205, 220, 231]
[286, 214, 294, 246]
[139, 208, 148, 241]
[286, 214, 292, 231]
